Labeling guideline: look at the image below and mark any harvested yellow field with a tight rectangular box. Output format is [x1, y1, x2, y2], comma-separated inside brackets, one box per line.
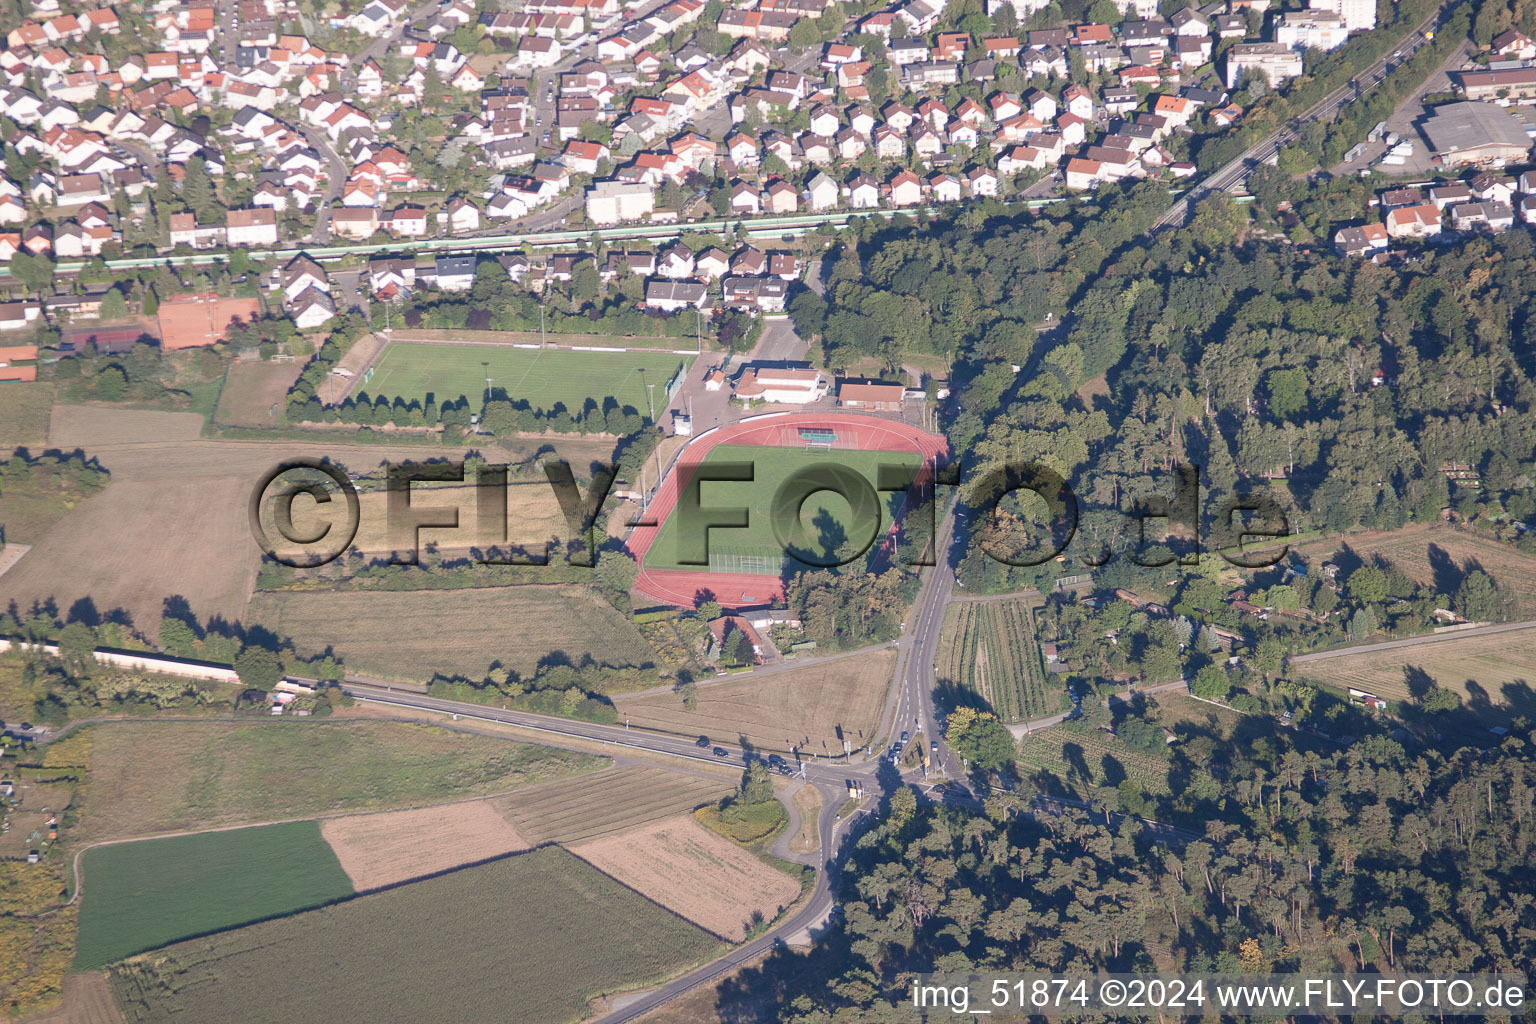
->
[247, 585, 657, 681]
[494, 766, 731, 846]
[1293, 627, 1536, 705]
[18, 972, 122, 1024]
[346, 481, 566, 554]
[612, 650, 895, 756]
[1288, 525, 1536, 614]
[571, 815, 801, 941]
[321, 801, 531, 891]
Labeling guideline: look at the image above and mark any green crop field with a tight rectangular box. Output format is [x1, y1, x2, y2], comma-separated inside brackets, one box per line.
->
[76, 821, 354, 969]
[362, 343, 692, 416]
[108, 847, 722, 1024]
[75, 721, 607, 842]
[0, 382, 52, 447]
[643, 444, 922, 573]
[937, 598, 1066, 723]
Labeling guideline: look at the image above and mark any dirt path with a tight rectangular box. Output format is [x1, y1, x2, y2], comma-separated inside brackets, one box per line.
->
[1288, 619, 1536, 663]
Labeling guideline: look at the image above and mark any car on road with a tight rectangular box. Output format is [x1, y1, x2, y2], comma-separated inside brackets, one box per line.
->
[900, 731, 910, 744]
[931, 741, 939, 754]
[713, 746, 729, 757]
[695, 735, 710, 748]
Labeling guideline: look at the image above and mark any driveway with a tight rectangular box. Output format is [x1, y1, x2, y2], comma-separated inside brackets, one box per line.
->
[749, 315, 809, 363]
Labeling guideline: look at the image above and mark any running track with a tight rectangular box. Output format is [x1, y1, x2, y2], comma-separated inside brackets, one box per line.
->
[627, 412, 948, 608]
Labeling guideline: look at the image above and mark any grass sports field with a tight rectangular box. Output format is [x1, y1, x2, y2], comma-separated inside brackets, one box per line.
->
[643, 444, 922, 573]
[108, 847, 722, 1024]
[362, 343, 692, 415]
[76, 821, 353, 969]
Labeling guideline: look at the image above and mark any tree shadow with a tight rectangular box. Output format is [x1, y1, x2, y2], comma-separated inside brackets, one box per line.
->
[1403, 665, 1435, 700]
[1100, 752, 1127, 787]
[1062, 741, 1092, 786]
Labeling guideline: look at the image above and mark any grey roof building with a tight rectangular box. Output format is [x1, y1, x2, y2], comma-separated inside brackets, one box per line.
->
[1422, 102, 1533, 166]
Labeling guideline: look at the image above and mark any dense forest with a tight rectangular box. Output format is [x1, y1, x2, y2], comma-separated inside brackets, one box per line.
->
[730, 732, 1536, 1021]
[790, 187, 1536, 597]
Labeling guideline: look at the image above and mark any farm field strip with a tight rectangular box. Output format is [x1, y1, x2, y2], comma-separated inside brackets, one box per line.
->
[341, 481, 567, 553]
[75, 721, 605, 843]
[939, 599, 1057, 723]
[0, 383, 53, 447]
[495, 766, 731, 846]
[611, 649, 895, 756]
[320, 801, 532, 892]
[76, 821, 354, 970]
[570, 814, 802, 940]
[106, 847, 722, 1024]
[1294, 630, 1536, 704]
[246, 585, 659, 681]
[1288, 525, 1536, 614]
[364, 343, 691, 416]
[1017, 724, 1176, 796]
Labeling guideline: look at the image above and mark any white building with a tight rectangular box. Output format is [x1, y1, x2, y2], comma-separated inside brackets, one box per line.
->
[1226, 43, 1305, 89]
[732, 366, 828, 404]
[586, 180, 654, 226]
[1275, 10, 1349, 51]
[1309, 0, 1376, 32]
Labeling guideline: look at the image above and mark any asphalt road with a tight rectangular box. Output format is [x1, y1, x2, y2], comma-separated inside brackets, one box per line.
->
[1151, 0, 1453, 231]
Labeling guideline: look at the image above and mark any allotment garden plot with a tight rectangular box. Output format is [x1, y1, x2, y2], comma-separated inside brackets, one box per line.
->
[362, 342, 691, 415]
[937, 597, 1063, 723]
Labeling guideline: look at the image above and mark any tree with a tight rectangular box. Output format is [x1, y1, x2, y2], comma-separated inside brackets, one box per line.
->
[788, 17, 820, 51]
[1420, 684, 1461, 713]
[698, 599, 723, 621]
[593, 548, 638, 604]
[679, 680, 699, 710]
[235, 644, 283, 692]
[728, 627, 754, 666]
[1086, 0, 1119, 23]
[1265, 367, 1309, 421]
[92, 366, 128, 401]
[1454, 570, 1500, 623]
[740, 761, 774, 804]
[947, 707, 1016, 772]
[1347, 566, 1389, 605]
[98, 287, 129, 320]
[1191, 665, 1231, 700]
[9, 251, 54, 296]
[158, 615, 200, 658]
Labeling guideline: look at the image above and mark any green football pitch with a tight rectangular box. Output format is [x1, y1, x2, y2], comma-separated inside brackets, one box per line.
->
[362, 344, 693, 415]
[643, 444, 923, 573]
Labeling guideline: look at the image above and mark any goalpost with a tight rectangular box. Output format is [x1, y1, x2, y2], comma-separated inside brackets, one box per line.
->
[707, 547, 785, 576]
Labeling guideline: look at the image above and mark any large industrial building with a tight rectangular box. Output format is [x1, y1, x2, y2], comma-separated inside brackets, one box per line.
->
[1422, 102, 1534, 167]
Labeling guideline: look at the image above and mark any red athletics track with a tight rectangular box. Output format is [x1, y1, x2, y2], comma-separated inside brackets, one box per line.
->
[626, 412, 949, 609]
